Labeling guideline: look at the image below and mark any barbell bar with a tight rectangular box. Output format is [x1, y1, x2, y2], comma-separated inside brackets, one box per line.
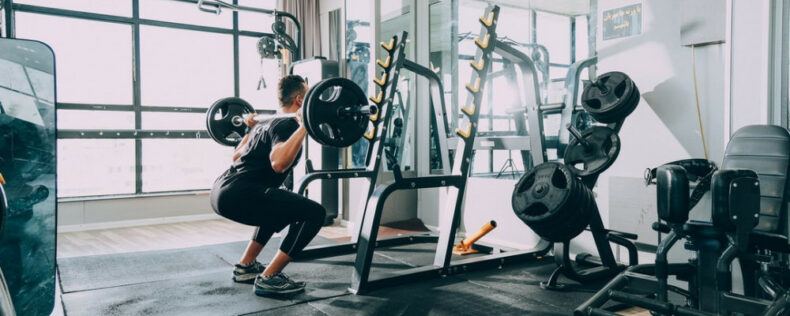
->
[207, 77, 377, 148]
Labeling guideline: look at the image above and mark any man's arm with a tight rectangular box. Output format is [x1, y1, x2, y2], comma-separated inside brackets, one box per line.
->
[232, 133, 252, 162]
[270, 120, 306, 173]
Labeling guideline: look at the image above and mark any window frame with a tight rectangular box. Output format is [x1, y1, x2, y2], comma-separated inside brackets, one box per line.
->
[6, 0, 278, 198]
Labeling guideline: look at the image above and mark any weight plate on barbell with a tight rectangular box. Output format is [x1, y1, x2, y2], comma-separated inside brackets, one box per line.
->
[564, 126, 621, 178]
[303, 78, 369, 147]
[301, 78, 322, 144]
[581, 71, 639, 123]
[206, 97, 255, 147]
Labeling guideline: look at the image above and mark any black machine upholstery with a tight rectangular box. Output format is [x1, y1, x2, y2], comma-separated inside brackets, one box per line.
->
[656, 165, 690, 224]
[687, 125, 790, 249]
[575, 125, 790, 316]
[723, 125, 790, 233]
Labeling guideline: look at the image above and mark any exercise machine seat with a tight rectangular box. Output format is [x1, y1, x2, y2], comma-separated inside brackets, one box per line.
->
[685, 125, 790, 247]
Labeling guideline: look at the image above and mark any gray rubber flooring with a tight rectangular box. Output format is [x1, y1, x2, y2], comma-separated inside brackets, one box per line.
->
[58, 238, 601, 316]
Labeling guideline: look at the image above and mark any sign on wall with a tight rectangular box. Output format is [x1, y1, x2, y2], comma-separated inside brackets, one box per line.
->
[602, 3, 642, 40]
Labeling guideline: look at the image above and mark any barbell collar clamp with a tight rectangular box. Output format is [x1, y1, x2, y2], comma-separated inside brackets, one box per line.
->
[338, 104, 379, 118]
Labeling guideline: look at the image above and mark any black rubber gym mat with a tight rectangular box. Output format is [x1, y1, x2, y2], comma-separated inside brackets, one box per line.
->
[457, 259, 606, 312]
[57, 237, 333, 293]
[60, 239, 602, 315]
[248, 257, 595, 316]
[59, 238, 414, 316]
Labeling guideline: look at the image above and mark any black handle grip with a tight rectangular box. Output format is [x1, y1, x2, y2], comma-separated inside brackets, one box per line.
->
[652, 222, 671, 234]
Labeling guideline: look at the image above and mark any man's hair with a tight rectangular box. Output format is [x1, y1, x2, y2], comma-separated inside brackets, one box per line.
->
[278, 75, 307, 107]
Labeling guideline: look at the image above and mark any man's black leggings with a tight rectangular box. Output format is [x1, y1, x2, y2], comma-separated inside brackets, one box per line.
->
[210, 177, 326, 257]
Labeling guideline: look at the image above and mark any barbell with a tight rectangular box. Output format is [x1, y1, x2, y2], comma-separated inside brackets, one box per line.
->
[206, 77, 378, 148]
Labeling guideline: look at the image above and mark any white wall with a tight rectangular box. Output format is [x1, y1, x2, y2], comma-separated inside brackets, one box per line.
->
[588, 0, 773, 258]
[730, 0, 772, 131]
[592, 0, 727, 253]
[57, 194, 216, 231]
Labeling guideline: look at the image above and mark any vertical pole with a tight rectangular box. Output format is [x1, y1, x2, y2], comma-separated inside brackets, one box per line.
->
[3, 0, 14, 38]
[570, 16, 576, 64]
[587, 0, 598, 79]
[133, 0, 143, 194]
[414, 0, 433, 221]
[232, 0, 240, 97]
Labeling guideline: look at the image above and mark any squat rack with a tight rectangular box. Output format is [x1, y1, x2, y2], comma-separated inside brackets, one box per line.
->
[349, 5, 553, 295]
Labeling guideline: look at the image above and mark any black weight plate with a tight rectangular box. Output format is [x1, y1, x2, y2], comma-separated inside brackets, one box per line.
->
[301, 79, 322, 143]
[581, 71, 636, 123]
[535, 178, 594, 241]
[564, 126, 621, 177]
[257, 36, 276, 59]
[303, 78, 369, 147]
[512, 162, 575, 225]
[556, 182, 596, 241]
[206, 97, 255, 147]
[527, 176, 583, 229]
[596, 84, 640, 123]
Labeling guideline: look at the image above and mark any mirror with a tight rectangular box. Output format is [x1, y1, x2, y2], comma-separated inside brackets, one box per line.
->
[345, 0, 372, 168]
[0, 38, 57, 316]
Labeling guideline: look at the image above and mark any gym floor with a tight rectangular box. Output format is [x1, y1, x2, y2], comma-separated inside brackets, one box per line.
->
[51, 219, 646, 315]
[52, 220, 647, 316]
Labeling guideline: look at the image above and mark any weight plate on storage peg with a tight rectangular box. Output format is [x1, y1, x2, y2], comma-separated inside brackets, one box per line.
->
[564, 126, 621, 178]
[302, 77, 370, 147]
[581, 71, 639, 123]
[512, 162, 575, 224]
[512, 162, 596, 242]
[206, 97, 255, 147]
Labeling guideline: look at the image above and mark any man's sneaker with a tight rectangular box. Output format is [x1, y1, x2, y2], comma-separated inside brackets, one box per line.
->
[254, 273, 306, 296]
[232, 261, 265, 284]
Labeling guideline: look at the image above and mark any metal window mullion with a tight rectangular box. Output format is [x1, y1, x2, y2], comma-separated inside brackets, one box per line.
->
[4, 0, 15, 38]
[12, 3, 269, 38]
[570, 15, 576, 64]
[530, 10, 536, 44]
[133, 0, 143, 194]
[784, 0, 789, 128]
[233, 0, 240, 97]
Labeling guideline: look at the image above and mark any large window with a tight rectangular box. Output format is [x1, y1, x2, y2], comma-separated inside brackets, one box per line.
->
[11, 0, 279, 197]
